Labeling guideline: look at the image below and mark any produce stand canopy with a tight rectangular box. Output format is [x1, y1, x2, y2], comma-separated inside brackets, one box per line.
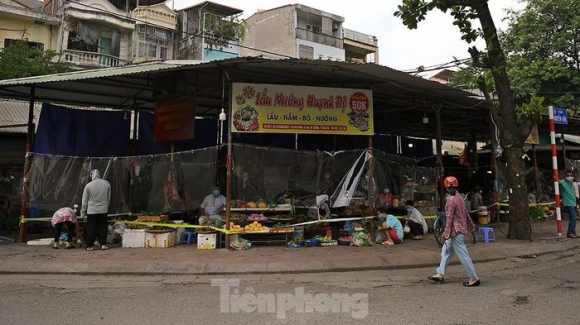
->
[0, 57, 490, 141]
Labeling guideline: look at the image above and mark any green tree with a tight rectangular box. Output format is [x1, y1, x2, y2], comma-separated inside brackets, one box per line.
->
[450, 0, 579, 113]
[502, 0, 580, 113]
[0, 39, 71, 80]
[395, 0, 537, 240]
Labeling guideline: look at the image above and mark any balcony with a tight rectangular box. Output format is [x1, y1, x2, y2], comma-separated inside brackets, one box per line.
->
[133, 7, 177, 29]
[295, 28, 343, 49]
[62, 49, 131, 68]
[343, 28, 377, 46]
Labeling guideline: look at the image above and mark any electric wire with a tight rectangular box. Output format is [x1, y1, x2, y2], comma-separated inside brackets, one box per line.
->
[5, 0, 476, 84]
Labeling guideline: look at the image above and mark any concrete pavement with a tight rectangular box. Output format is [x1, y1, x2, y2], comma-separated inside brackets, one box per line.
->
[0, 220, 577, 275]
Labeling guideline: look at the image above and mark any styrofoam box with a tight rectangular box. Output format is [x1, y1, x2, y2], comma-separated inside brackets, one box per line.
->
[27, 238, 54, 246]
[197, 233, 217, 250]
[145, 230, 177, 248]
[122, 229, 146, 248]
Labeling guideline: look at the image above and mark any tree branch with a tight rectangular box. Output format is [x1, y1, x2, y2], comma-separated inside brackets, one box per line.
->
[468, 46, 490, 69]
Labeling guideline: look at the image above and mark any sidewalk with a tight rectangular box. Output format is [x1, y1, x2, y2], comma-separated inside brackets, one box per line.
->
[0, 220, 576, 275]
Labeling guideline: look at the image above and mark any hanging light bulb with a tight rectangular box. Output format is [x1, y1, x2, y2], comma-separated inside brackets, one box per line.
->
[219, 108, 227, 121]
[422, 113, 429, 124]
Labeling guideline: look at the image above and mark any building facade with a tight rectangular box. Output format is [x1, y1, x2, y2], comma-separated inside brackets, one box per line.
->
[241, 4, 378, 63]
[0, 0, 60, 52]
[41, 0, 177, 68]
[176, 1, 244, 61]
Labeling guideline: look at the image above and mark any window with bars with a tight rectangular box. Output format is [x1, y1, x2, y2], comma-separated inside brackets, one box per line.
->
[4, 39, 44, 51]
[134, 25, 173, 60]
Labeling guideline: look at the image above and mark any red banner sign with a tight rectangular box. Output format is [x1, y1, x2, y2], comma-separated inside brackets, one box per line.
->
[154, 97, 195, 142]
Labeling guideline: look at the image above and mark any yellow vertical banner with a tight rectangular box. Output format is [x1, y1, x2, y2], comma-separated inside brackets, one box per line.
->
[230, 83, 374, 135]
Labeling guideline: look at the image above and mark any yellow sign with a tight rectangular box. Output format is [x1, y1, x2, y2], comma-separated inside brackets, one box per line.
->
[230, 83, 374, 135]
[525, 124, 539, 144]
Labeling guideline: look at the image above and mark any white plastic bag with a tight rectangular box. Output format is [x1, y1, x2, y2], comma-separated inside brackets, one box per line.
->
[403, 222, 411, 234]
[229, 235, 250, 250]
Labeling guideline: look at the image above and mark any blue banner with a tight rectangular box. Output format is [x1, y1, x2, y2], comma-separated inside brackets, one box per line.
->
[35, 103, 130, 156]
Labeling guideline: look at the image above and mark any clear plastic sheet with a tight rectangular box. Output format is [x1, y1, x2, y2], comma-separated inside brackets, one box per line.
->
[25, 147, 217, 217]
[22, 144, 440, 218]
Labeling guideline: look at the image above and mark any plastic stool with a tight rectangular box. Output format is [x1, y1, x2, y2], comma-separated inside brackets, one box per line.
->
[180, 231, 196, 245]
[478, 227, 495, 243]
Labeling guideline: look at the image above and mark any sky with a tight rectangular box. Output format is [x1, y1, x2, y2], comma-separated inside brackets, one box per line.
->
[170, 0, 526, 75]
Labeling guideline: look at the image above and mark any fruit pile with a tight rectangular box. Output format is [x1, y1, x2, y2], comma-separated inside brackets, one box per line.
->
[247, 213, 268, 221]
[223, 222, 244, 232]
[244, 221, 269, 232]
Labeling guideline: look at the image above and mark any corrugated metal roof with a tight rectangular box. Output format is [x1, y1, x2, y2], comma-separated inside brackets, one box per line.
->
[0, 57, 494, 141]
[178, 1, 243, 15]
[0, 99, 41, 133]
[0, 61, 199, 86]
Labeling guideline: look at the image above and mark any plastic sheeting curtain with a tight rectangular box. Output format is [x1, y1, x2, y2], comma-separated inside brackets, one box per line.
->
[77, 21, 120, 56]
[24, 144, 437, 218]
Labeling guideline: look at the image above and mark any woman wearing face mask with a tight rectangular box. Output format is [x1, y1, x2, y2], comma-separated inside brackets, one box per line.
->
[404, 200, 428, 240]
[378, 187, 393, 207]
[428, 176, 480, 287]
[376, 206, 403, 245]
[559, 170, 578, 239]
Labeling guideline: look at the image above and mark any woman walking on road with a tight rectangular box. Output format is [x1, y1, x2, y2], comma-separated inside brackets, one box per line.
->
[428, 176, 480, 287]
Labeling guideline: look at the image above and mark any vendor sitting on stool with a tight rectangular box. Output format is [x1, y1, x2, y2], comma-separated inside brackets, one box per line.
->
[199, 186, 227, 226]
[51, 206, 78, 249]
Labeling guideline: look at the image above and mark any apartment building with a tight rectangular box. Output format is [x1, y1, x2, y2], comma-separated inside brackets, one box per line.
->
[241, 4, 378, 64]
[2, 0, 178, 68]
[0, 0, 60, 51]
[176, 1, 244, 61]
[41, 0, 177, 68]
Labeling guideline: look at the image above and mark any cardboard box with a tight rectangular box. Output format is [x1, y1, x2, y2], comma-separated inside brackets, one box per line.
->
[197, 233, 217, 250]
[145, 230, 177, 248]
[122, 229, 146, 248]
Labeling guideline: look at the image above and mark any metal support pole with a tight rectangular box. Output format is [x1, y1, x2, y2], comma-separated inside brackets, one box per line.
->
[367, 136, 375, 242]
[533, 144, 539, 198]
[435, 104, 444, 212]
[549, 106, 563, 238]
[19, 85, 35, 243]
[225, 79, 232, 248]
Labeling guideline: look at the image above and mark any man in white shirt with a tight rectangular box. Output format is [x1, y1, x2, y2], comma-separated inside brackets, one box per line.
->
[199, 186, 226, 226]
[82, 169, 111, 251]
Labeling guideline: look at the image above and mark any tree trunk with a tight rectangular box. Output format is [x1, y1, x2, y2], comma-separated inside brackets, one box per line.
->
[503, 146, 532, 240]
[475, 2, 533, 240]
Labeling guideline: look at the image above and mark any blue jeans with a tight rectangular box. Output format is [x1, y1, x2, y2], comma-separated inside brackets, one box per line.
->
[565, 206, 578, 236]
[436, 233, 478, 280]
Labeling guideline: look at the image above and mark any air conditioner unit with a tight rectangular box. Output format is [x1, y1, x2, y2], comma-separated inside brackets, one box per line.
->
[332, 23, 339, 30]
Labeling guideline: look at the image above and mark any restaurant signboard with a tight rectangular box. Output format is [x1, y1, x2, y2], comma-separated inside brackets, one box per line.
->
[230, 83, 373, 135]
